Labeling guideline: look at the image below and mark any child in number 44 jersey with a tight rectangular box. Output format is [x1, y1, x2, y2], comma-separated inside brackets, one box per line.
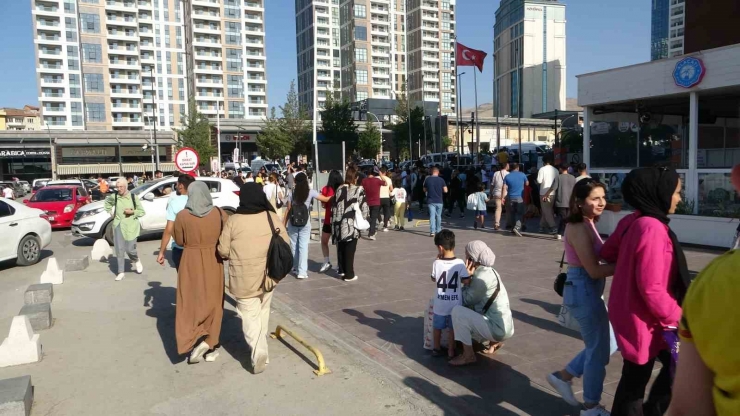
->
[431, 229, 470, 359]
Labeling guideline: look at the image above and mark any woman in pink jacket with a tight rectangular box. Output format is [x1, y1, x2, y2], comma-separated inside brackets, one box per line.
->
[600, 167, 689, 416]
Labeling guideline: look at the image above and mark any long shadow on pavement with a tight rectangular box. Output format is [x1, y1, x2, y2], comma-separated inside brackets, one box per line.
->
[343, 309, 579, 416]
[144, 282, 186, 364]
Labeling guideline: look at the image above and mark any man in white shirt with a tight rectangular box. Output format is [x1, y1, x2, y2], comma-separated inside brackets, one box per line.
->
[2, 184, 14, 200]
[575, 163, 591, 182]
[536, 155, 559, 234]
[489, 163, 509, 230]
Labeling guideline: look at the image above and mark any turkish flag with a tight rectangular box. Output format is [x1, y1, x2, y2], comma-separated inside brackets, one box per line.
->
[456, 42, 487, 72]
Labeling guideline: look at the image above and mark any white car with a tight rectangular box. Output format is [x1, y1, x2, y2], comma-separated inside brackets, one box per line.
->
[0, 198, 52, 266]
[71, 177, 240, 244]
[18, 181, 31, 193]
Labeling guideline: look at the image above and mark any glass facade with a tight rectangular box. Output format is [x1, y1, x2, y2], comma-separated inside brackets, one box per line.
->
[651, 0, 669, 61]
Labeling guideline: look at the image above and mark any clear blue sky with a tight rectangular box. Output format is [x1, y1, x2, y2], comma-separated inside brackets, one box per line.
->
[0, 0, 651, 111]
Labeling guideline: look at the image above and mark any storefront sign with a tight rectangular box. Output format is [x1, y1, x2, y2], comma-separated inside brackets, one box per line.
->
[590, 122, 610, 135]
[673, 57, 706, 89]
[221, 134, 255, 143]
[175, 147, 199, 173]
[119, 146, 167, 157]
[62, 147, 116, 157]
[0, 149, 51, 158]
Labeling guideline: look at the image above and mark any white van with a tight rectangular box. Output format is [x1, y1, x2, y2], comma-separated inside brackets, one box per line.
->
[420, 153, 444, 167]
[496, 141, 551, 156]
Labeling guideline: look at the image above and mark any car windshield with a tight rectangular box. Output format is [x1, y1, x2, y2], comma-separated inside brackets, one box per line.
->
[131, 178, 166, 195]
[31, 188, 73, 202]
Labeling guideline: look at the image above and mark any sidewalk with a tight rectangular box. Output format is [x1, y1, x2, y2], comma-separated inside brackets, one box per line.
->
[273, 208, 720, 415]
[0, 245, 442, 416]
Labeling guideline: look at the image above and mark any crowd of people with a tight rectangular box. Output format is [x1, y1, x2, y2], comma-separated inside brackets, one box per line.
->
[96, 154, 740, 416]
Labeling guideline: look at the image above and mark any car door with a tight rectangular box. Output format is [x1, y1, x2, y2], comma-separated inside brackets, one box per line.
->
[0, 200, 21, 261]
[138, 181, 173, 232]
[202, 180, 224, 207]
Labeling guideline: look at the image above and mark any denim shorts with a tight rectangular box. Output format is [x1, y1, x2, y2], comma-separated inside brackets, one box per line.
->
[433, 313, 453, 330]
[475, 210, 486, 217]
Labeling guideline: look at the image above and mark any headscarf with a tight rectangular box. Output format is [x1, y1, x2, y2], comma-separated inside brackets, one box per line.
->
[622, 167, 691, 303]
[465, 241, 496, 267]
[235, 182, 275, 215]
[184, 181, 214, 218]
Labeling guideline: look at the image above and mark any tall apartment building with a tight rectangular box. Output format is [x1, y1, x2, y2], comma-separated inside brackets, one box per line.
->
[651, 0, 685, 60]
[295, 0, 454, 116]
[32, 0, 267, 131]
[493, 0, 566, 119]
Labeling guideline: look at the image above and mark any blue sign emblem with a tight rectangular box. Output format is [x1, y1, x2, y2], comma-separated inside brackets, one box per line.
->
[673, 57, 706, 89]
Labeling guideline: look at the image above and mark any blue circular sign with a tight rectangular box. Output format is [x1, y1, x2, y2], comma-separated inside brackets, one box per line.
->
[673, 57, 706, 89]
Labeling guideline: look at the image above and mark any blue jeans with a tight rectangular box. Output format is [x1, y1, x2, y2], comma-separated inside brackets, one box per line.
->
[288, 222, 311, 276]
[428, 203, 443, 234]
[506, 197, 525, 229]
[563, 266, 617, 404]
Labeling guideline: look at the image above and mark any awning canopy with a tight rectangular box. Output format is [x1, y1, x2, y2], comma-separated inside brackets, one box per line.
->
[57, 162, 178, 176]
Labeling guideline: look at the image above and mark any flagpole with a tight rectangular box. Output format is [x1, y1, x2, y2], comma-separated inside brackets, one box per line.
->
[454, 35, 460, 155]
[473, 66, 479, 155]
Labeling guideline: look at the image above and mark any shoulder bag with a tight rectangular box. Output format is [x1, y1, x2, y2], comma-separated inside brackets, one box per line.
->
[553, 251, 567, 297]
[482, 269, 502, 314]
[263, 211, 293, 292]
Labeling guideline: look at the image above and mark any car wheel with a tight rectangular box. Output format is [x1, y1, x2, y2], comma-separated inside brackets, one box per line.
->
[16, 235, 41, 266]
[104, 222, 115, 246]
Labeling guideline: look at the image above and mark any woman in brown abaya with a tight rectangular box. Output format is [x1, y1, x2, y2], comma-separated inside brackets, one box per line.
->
[173, 181, 228, 363]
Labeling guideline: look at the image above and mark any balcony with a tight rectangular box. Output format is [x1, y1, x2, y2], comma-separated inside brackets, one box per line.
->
[193, 24, 221, 35]
[109, 59, 139, 69]
[38, 49, 63, 59]
[40, 77, 64, 86]
[36, 19, 60, 29]
[244, 25, 264, 34]
[108, 30, 138, 41]
[244, 13, 263, 23]
[106, 0, 137, 12]
[42, 106, 66, 115]
[137, 0, 152, 8]
[245, 2, 263, 9]
[109, 46, 139, 56]
[110, 75, 140, 84]
[195, 66, 223, 75]
[195, 53, 222, 62]
[193, 38, 223, 48]
[33, 5, 58, 17]
[111, 89, 143, 98]
[106, 16, 138, 27]
[112, 119, 144, 127]
[110, 105, 142, 112]
[192, 0, 220, 7]
[192, 10, 221, 21]
[195, 78, 224, 87]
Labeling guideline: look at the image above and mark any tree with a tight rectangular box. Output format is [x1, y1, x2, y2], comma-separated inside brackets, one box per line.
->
[280, 80, 311, 157]
[177, 99, 215, 165]
[390, 84, 424, 160]
[441, 136, 452, 150]
[320, 92, 358, 151]
[357, 120, 381, 159]
[256, 107, 294, 160]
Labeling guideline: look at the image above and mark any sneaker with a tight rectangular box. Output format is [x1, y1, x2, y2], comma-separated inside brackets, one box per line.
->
[338, 272, 345, 277]
[480, 224, 486, 229]
[343, 275, 358, 282]
[444, 212, 451, 218]
[204, 350, 220, 362]
[557, 234, 563, 240]
[115, 273, 125, 281]
[368, 235, 376, 241]
[546, 372, 580, 407]
[494, 225, 500, 231]
[394, 225, 400, 230]
[581, 405, 610, 416]
[252, 354, 268, 374]
[474, 222, 478, 230]
[188, 341, 210, 364]
[296, 275, 308, 280]
[549, 228, 559, 235]
[513, 227, 523, 237]
[382, 227, 389, 232]
[135, 260, 143, 274]
[459, 213, 465, 218]
[430, 233, 435, 237]
[319, 262, 332, 273]
[400, 226, 405, 231]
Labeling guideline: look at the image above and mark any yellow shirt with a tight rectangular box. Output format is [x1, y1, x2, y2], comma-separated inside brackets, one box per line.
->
[680, 250, 740, 416]
[256, 177, 264, 185]
[497, 151, 509, 165]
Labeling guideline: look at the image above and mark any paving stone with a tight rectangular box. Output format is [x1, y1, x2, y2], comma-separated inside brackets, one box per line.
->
[23, 284, 53, 306]
[64, 255, 90, 272]
[17, 304, 52, 332]
[0, 316, 41, 368]
[0, 376, 33, 416]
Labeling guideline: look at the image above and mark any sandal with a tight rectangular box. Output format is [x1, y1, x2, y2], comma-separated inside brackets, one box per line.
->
[482, 342, 505, 355]
[431, 348, 444, 357]
[448, 356, 476, 366]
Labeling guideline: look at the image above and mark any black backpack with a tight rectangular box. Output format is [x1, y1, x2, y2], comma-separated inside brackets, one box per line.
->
[289, 201, 309, 227]
[265, 212, 293, 285]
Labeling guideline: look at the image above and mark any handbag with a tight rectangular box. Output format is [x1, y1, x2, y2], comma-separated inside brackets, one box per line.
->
[274, 186, 283, 209]
[554, 251, 567, 297]
[353, 202, 370, 231]
[466, 193, 478, 211]
[262, 211, 293, 292]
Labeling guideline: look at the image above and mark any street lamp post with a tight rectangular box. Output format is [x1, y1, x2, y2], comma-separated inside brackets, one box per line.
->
[366, 111, 382, 162]
[45, 122, 57, 180]
[148, 67, 160, 171]
[456, 71, 465, 154]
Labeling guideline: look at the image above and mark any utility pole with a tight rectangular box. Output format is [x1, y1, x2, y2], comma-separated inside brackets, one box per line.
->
[516, 44, 522, 164]
[149, 67, 160, 171]
[45, 122, 57, 180]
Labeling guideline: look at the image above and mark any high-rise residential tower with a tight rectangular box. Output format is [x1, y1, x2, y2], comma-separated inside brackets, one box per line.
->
[296, 0, 455, 116]
[651, 0, 685, 61]
[32, 0, 267, 131]
[493, 0, 566, 119]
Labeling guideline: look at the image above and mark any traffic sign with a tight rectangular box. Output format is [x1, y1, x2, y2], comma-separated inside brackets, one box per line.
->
[175, 147, 199, 173]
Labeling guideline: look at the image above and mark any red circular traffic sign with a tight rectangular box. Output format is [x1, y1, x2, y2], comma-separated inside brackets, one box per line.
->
[175, 147, 200, 173]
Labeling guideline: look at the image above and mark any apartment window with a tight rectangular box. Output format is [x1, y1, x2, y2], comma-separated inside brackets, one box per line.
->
[355, 70, 368, 84]
[67, 45, 78, 57]
[165, 30, 171, 47]
[226, 21, 241, 45]
[80, 0, 99, 3]
[354, 26, 367, 41]
[69, 74, 80, 87]
[225, 3, 240, 18]
[80, 13, 100, 33]
[70, 87, 81, 98]
[442, 0, 450, 9]
[68, 59, 79, 70]
[177, 52, 183, 74]
[355, 48, 367, 63]
[178, 79, 184, 100]
[169, 104, 174, 125]
[442, 13, 450, 21]
[353, 4, 366, 18]
[356, 91, 368, 100]
[229, 101, 244, 118]
[176, 27, 182, 48]
[227, 48, 243, 71]
[442, 92, 451, 108]
[167, 79, 173, 99]
[81, 44, 102, 63]
[228, 75, 243, 98]
[84, 73, 104, 92]
[86, 103, 106, 122]
[166, 51, 172, 74]
[71, 102, 82, 113]
[442, 52, 451, 69]
[64, 0, 75, 13]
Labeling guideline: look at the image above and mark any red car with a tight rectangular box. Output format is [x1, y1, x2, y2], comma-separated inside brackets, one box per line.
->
[24, 185, 91, 229]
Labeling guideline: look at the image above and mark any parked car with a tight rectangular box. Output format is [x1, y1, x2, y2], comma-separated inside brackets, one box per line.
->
[71, 177, 240, 244]
[24, 185, 91, 229]
[32, 178, 51, 193]
[107, 177, 123, 188]
[18, 181, 31, 193]
[47, 179, 94, 194]
[0, 198, 52, 266]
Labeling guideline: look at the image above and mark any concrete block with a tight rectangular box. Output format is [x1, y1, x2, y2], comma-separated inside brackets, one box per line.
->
[0, 316, 41, 368]
[23, 284, 53, 306]
[64, 255, 89, 272]
[0, 376, 33, 416]
[39, 258, 63, 285]
[90, 239, 112, 262]
[17, 304, 51, 332]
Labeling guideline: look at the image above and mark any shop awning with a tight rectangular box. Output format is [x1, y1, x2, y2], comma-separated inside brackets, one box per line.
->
[57, 163, 178, 176]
